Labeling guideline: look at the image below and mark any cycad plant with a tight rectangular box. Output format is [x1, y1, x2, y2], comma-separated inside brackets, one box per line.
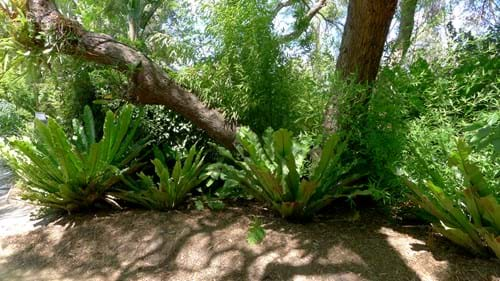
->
[212, 127, 366, 220]
[116, 145, 207, 210]
[1, 105, 147, 212]
[406, 140, 500, 258]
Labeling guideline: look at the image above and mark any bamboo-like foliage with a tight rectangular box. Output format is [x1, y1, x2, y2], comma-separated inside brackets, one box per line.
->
[116, 145, 207, 210]
[212, 127, 366, 220]
[407, 140, 500, 258]
[1, 105, 147, 212]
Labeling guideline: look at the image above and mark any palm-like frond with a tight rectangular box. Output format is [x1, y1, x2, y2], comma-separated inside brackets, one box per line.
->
[2, 105, 147, 212]
[212, 127, 364, 220]
[115, 145, 207, 210]
[407, 139, 500, 258]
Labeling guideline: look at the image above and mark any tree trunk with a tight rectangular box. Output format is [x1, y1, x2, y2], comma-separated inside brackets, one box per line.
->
[324, 0, 397, 134]
[127, 14, 138, 41]
[394, 0, 418, 61]
[25, 0, 237, 148]
[336, 0, 398, 82]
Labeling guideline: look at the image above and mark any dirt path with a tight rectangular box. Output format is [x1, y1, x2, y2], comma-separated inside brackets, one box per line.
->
[0, 204, 498, 281]
[0, 161, 41, 238]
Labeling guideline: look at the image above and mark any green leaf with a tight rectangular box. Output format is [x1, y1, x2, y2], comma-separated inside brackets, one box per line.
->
[478, 195, 500, 230]
[313, 134, 340, 181]
[83, 105, 96, 145]
[207, 199, 225, 211]
[153, 146, 166, 165]
[273, 129, 293, 159]
[194, 200, 205, 211]
[247, 219, 266, 245]
[273, 129, 299, 198]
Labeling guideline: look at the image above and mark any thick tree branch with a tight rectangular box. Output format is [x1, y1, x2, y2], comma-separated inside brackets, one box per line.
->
[280, 0, 327, 42]
[0, 3, 17, 19]
[140, 1, 162, 30]
[273, 0, 295, 16]
[25, 0, 237, 148]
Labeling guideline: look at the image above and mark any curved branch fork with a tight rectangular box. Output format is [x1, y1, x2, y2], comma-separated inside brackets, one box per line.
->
[26, 0, 237, 148]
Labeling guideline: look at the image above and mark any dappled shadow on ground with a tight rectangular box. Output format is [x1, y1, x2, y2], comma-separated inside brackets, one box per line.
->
[392, 224, 500, 281]
[0, 204, 498, 281]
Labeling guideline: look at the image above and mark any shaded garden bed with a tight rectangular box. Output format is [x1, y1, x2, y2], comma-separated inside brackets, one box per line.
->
[0, 204, 498, 281]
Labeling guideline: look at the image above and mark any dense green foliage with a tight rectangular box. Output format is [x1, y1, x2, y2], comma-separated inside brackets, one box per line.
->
[0, 105, 147, 211]
[0, 0, 498, 258]
[406, 140, 499, 258]
[210, 128, 366, 220]
[116, 145, 207, 210]
[176, 0, 328, 134]
[0, 99, 27, 136]
[399, 35, 499, 193]
[333, 34, 499, 200]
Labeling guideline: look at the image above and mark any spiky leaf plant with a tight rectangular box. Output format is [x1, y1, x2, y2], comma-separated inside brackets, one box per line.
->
[211, 127, 366, 220]
[1, 105, 147, 212]
[406, 139, 500, 258]
[115, 145, 207, 210]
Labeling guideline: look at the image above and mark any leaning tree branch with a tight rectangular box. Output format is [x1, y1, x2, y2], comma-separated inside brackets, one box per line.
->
[273, 0, 295, 17]
[0, 2, 17, 19]
[19, 0, 237, 148]
[279, 0, 327, 42]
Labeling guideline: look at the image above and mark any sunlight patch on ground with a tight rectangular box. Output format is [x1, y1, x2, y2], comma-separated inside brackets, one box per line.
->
[321, 244, 366, 266]
[293, 272, 367, 281]
[248, 251, 281, 280]
[175, 232, 211, 270]
[379, 226, 449, 281]
[0, 163, 41, 238]
[0, 202, 41, 238]
[0, 268, 67, 281]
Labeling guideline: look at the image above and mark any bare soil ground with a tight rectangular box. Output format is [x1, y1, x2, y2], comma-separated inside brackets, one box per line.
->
[0, 202, 499, 281]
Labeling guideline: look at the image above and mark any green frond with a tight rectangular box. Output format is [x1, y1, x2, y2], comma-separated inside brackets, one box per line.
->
[212, 127, 362, 220]
[83, 105, 96, 145]
[115, 144, 207, 210]
[406, 140, 500, 258]
[4, 105, 147, 212]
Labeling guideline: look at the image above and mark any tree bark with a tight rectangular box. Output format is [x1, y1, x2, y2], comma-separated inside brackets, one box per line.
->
[25, 0, 237, 148]
[336, 0, 398, 82]
[394, 0, 418, 61]
[324, 0, 397, 134]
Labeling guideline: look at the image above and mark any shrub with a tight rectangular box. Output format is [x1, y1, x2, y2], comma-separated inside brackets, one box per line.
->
[115, 145, 207, 210]
[176, 0, 328, 135]
[335, 34, 499, 198]
[138, 105, 209, 153]
[406, 140, 499, 258]
[210, 127, 366, 220]
[0, 105, 147, 212]
[465, 111, 500, 157]
[0, 99, 26, 136]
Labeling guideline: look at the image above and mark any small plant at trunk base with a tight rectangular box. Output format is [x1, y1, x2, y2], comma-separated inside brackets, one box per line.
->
[210, 127, 367, 221]
[0, 105, 147, 212]
[406, 140, 500, 259]
[116, 145, 207, 210]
